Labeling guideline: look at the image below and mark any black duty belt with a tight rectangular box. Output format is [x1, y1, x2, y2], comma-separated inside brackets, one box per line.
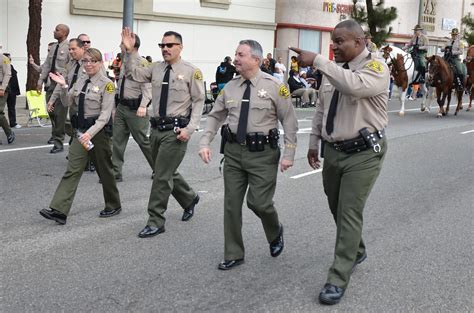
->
[150, 116, 190, 132]
[327, 129, 385, 154]
[227, 128, 280, 151]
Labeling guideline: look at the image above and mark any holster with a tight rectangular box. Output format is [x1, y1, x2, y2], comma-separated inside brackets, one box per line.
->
[220, 124, 233, 154]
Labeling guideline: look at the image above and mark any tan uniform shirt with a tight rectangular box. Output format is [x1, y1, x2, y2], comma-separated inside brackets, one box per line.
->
[118, 53, 152, 108]
[63, 71, 115, 138]
[309, 49, 389, 149]
[200, 70, 298, 161]
[405, 34, 429, 51]
[0, 55, 12, 90]
[38, 39, 70, 86]
[124, 52, 205, 135]
[444, 38, 464, 57]
[51, 59, 86, 104]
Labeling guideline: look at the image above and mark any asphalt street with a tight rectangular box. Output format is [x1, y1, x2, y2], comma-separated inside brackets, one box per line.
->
[1, 96, 473, 312]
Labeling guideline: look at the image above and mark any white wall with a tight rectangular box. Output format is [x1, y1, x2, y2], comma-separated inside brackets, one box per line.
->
[2, 0, 275, 94]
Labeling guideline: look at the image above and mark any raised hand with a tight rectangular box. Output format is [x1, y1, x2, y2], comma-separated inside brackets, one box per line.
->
[49, 72, 66, 87]
[121, 27, 136, 52]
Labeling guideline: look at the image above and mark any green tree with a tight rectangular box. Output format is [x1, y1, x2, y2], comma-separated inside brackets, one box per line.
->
[461, 13, 474, 46]
[351, 0, 397, 47]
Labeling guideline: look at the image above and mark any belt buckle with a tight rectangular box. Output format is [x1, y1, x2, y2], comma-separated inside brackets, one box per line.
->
[373, 143, 381, 153]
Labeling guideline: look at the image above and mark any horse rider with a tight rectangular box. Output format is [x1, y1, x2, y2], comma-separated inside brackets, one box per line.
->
[441, 28, 467, 90]
[403, 24, 429, 84]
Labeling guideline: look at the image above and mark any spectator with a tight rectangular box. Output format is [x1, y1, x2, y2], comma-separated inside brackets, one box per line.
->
[108, 53, 122, 82]
[290, 55, 299, 73]
[288, 70, 317, 107]
[260, 58, 273, 75]
[266, 52, 276, 73]
[307, 66, 323, 90]
[3, 53, 21, 128]
[273, 56, 286, 82]
[215, 56, 237, 91]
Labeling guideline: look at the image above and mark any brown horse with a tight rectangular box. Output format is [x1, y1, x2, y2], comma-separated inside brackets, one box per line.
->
[426, 55, 463, 117]
[466, 45, 474, 111]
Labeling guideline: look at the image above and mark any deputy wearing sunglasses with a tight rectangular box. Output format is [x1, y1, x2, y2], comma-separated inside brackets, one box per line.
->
[121, 28, 204, 238]
[40, 48, 122, 225]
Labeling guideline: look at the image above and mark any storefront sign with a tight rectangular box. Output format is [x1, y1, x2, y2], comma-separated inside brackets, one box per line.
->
[420, 0, 436, 32]
[322, 1, 353, 14]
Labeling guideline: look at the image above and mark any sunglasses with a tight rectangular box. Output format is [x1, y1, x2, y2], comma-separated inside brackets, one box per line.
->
[83, 59, 99, 65]
[82, 40, 91, 44]
[158, 43, 181, 49]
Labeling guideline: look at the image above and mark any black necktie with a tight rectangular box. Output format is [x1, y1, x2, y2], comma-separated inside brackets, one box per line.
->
[69, 61, 80, 90]
[119, 73, 126, 101]
[78, 79, 91, 129]
[236, 80, 252, 144]
[159, 65, 172, 117]
[415, 37, 419, 46]
[50, 44, 59, 73]
[326, 63, 349, 136]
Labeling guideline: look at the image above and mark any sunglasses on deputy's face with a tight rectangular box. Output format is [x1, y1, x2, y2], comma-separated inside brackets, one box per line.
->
[158, 43, 181, 49]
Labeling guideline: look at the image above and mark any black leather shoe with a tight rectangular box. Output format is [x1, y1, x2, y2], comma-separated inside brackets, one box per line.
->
[7, 131, 15, 144]
[138, 225, 165, 238]
[39, 208, 67, 225]
[270, 224, 284, 257]
[99, 207, 122, 218]
[181, 194, 200, 221]
[352, 251, 367, 272]
[318, 283, 345, 305]
[47, 137, 55, 144]
[218, 259, 244, 270]
[50, 146, 64, 154]
[85, 161, 96, 172]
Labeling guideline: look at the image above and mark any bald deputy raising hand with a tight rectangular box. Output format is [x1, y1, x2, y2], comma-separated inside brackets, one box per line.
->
[290, 19, 389, 305]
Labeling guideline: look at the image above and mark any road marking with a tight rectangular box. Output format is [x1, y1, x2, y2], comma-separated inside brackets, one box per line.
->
[290, 169, 322, 179]
[0, 143, 68, 153]
[461, 130, 474, 134]
[388, 103, 469, 113]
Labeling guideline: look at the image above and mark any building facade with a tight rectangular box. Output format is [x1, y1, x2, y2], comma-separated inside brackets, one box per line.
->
[0, 0, 277, 93]
[275, 0, 473, 63]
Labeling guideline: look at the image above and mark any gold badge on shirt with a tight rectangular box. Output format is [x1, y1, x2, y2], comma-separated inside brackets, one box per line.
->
[193, 70, 203, 81]
[365, 60, 383, 73]
[105, 82, 115, 94]
[278, 84, 290, 99]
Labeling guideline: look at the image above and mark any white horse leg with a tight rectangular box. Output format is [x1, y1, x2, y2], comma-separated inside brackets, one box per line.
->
[398, 87, 406, 116]
[423, 86, 434, 112]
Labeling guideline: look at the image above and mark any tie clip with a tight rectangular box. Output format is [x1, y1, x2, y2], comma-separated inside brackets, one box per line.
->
[242, 99, 250, 102]
[162, 82, 169, 85]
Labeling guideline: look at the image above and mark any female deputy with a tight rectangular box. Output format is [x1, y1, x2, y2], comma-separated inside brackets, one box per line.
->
[39, 48, 121, 225]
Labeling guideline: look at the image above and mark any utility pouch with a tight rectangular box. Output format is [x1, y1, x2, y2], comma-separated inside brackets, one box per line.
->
[320, 140, 325, 158]
[248, 132, 265, 152]
[268, 128, 280, 149]
[359, 127, 381, 153]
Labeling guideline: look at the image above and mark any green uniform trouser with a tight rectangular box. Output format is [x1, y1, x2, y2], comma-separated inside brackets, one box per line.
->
[452, 57, 467, 76]
[112, 104, 154, 179]
[0, 92, 12, 137]
[146, 128, 196, 228]
[46, 84, 67, 149]
[223, 142, 281, 260]
[413, 52, 427, 72]
[322, 138, 387, 289]
[50, 129, 121, 215]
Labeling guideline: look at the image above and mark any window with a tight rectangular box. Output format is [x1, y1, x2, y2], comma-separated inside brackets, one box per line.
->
[299, 29, 321, 53]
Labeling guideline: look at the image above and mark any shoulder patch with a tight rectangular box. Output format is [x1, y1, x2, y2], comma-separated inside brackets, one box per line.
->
[365, 60, 383, 73]
[3, 57, 10, 65]
[278, 84, 290, 99]
[105, 82, 115, 94]
[218, 88, 224, 97]
[193, 69, 203, 81]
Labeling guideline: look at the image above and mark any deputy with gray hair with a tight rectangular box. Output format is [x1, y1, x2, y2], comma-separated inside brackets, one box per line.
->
[199, 39, 298, 270]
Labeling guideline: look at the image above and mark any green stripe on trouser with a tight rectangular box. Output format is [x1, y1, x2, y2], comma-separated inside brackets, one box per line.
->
[112, 103, 154, 179]
[146, 129, 196, 228]
[0, 93, 12, 137]
[223, 142, 281, 260]
[322, 138, 387, 289]
[50, 129, 121, 215]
